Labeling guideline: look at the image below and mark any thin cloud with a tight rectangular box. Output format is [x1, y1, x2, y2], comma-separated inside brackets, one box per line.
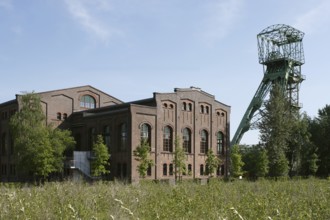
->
[0, 0, 13, 10]
[64, 0, 122, 44]
[294, 0, 330, 35]
[203, 0, 244, 46]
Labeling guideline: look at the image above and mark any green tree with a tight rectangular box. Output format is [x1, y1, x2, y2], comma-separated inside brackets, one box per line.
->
[242, 144, 269, 179]
[173, 137, 186, 182]
[10, 93, 75, 180]
[258, 83, 291, 177]
[286, 113, 312, 176]
[133, 139, 154, 178]
[230, 144, 244, 178]
[205, 149, 221, 177]
[308, 105, 330, 176]
[48, 127, 75, 173]
[91, 135, 110, 176]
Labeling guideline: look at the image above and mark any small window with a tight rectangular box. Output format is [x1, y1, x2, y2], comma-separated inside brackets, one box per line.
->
[188, 103, 192, 111]
[163, 164, 167, 176]
[188, 164, 192, 174]
[57, 112, 61, 120]
[200, 164, 204, 176]
[63, 113, 68, 120]
[200, 105, 204, 113]
[163, 103, 168, 108]
[147, 164, 152, 176]
[182, 102, 187, 111]
[80, 95, 96, 109]
[169, 104, 174, 109]
[205, 106, 209, 114]
[169, 164, 173, 176]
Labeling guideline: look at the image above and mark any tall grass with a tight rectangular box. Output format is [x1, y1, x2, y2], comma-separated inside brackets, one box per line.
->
[0, 178, 329, 219]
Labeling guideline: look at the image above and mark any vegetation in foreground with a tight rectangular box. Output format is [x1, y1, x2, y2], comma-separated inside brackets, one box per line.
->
[0, 178, 329, 220]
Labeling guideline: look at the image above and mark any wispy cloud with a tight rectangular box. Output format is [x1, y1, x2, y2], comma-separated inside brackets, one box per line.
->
[294, 0, 330, 35]
[64, 0, 122, 44]
[0, 0, 13, 10]
[202, 0, 244, 46]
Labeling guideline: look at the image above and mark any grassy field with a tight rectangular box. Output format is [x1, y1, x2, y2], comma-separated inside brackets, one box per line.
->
[0, 178, 329, 219]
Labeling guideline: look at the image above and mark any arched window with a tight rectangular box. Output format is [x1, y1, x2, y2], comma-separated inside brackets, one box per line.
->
[188, 103, 192, 111]
[163, 164, 167, 176]
[63, 113, 68, 120]
[183, 128, 191, 153]
[120, 123, 127, 151]
[103, 126, 110, 149]
[200, 130, 208, 154]
[140, 123, 151, 146]
[217, 131, 224, 155]
[169, 164, 174, 175]
[57, 112, 61, 120]
[80, 95, 96, 109]
[205, 106, 209, 114]
[188, 164, 192, 174]
[200, 164, 204, 176]
[182, 102, 187, 111]
[200, 105, 204, 113]
[163, 126, 173, 152]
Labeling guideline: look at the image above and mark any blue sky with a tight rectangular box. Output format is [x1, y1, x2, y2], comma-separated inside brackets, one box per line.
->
[1, 0, 330, 144]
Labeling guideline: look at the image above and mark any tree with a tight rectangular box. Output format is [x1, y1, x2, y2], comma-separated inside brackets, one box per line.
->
[91, 135, 110, 176]
[307, 105, 330, 176]
[286, 113, 312, 176]
[230, 145, 244, 178]
[173, 137, 186, 182]
[242, 144, 269, 179]
[205, 149, 221, 177]
[133, 139, 154, 178]
[258, 83, 291, 177]
[10, 93, 75, 180]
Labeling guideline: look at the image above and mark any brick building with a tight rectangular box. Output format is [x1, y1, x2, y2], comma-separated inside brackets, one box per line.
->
[0, 85, 230, 182]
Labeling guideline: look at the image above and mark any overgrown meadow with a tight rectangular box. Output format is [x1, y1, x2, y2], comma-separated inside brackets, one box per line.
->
[0, 178, 329, 219]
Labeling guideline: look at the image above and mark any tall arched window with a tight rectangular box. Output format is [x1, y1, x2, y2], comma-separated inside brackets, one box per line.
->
[217, 131, 224, 155]
[163, 126, 173, 152]
[120, 123, 127, 151]
[140, 123, 151, 146]
[200, 130, 208, 154]
[80, 95, 96, 109]
[183, 128, 191, 153]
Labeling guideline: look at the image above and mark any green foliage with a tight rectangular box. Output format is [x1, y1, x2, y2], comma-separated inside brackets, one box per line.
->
[308, 105, 330, 176]
[173, 137, 186, 181]
[133, 139, 154, 178]
[230, 145, 244, 178]
[91, 135, 110, 176]
[258, 83, 291, 177]
[9, 93, 76, 180]
[242, 144, 269, 179]
[205, 149, 221, 177]
[0, 179, 329, 219]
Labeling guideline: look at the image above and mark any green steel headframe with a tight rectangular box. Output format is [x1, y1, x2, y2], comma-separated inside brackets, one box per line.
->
[231, 24, 305, 146]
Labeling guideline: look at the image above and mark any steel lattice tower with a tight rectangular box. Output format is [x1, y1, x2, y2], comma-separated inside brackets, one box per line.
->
[231, 24, 305, 145]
